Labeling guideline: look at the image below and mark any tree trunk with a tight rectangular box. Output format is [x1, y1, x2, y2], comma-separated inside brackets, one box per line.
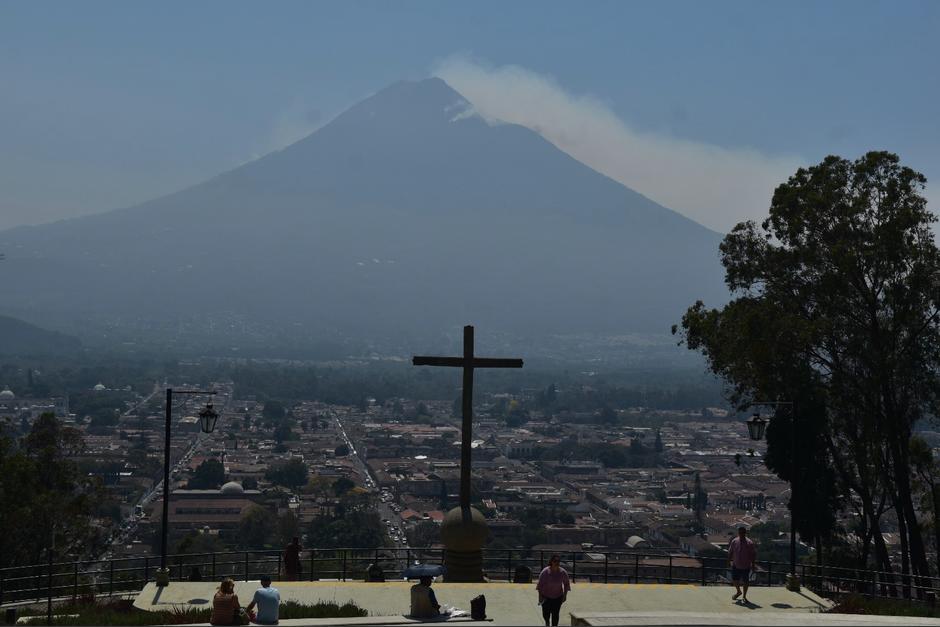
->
[891, 434, 931, 594]
[933, 484, 940, 578]
[872, 517, 896, 597]
[895, 494, 912, 599]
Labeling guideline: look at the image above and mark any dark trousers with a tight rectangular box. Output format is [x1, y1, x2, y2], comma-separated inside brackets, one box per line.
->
[541, 596, 563, 626]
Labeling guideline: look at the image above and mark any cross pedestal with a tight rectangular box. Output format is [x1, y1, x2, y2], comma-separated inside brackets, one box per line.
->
[440, 506, 489, 582]
[413, 325, 523, 582]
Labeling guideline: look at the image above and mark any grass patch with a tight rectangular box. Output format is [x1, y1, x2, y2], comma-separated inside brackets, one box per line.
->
[828, 594, 940, 618]
[13, 597, 367, 625]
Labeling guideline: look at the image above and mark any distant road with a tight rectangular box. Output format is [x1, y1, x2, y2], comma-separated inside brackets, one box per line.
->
[97, 384, 222, 559]
[334, 414, 411, 570]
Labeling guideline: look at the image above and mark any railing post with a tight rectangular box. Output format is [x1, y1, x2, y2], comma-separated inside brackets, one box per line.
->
[572, 553, 577, 583]
[507, 550, 512, 583]
[635, 554, 639, 583]
[701, 557, 706, 586]
[177, 556, 183, 582]
[144, 556, 149, 583]
[74, 562, 79, 599]
[668, 555, 673, 584]
[109, 560, 114, 596]
[244, 552, 249, 582]
[212, 554, 216, 579]
[767, 561, 772, 587]
[310, 550, 315, 581]
[540, 551, 544, 570]
[277, 553, 282, 579]
[342, 550, 347, 582]
[604, 555, 609, 584]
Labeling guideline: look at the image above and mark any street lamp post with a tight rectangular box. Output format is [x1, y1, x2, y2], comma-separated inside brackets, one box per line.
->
[156, 388, 219, 587]
[747, 400, 800, 591]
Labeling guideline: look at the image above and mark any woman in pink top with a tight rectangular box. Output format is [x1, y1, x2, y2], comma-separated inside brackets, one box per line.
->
[536, 555, 571, 626]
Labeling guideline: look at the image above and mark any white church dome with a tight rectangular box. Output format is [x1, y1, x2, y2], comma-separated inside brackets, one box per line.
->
[220, 481, 245, 495]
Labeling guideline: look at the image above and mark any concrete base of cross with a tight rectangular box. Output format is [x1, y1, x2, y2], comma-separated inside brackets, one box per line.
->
[440, 506, 489, 583]
[785, 573, 801, 592]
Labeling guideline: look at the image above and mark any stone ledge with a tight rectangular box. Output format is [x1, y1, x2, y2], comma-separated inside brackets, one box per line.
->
[570, 610, 940, 626]
[167, 618, 489, 626]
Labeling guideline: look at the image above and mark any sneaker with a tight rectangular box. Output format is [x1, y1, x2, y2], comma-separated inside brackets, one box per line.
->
[732, 591, 741, 600]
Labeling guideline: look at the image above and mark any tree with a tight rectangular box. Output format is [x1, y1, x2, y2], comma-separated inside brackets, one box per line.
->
[332, 477, 355, 497]
[408, 520, 440, 547]
[654, 430, 664, 453]
[675, 152, 938, 585]
[598, 406, 618, 425]
[262, 400, 285, 424]
[176, 530, 224, 555]
[306, 510, 386, 548]
[334, 444, 350, 457]
[274, 421, 296, 443]
[911, 436, 940, 578]
[188, 458, 226, 489]
[629, 435, 644, 455]
[238, 504, 275, 548]
[265, 458, 309, 490]
[0, 414, 103, 567]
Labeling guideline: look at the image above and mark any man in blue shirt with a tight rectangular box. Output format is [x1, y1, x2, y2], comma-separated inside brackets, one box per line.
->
[246, 574, 280, 625]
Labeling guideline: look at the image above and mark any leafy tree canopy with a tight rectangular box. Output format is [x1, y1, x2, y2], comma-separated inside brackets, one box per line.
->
[675, 152, 938, 576]
[189, 458, 226, 490]
[0, 414, 104, 567]
[265, 458, 309, 490]
[239, 504, 276, 549]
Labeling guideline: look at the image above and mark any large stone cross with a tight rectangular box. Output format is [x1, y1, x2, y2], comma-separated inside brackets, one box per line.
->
[413, 325, 523, 508]
[413, 325, 523, 581]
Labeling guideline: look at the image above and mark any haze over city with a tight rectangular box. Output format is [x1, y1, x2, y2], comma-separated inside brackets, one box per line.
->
[1, 3, 940, 626]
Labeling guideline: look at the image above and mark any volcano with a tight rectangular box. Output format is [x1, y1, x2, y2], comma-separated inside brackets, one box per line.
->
[0, 78, 726, 351]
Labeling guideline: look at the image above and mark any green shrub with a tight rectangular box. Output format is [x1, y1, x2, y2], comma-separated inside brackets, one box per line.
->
[16, 596, 367, 625]
[829, 594, 940, 618]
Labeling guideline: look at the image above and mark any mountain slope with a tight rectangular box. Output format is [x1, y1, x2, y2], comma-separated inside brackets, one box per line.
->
[0, 78, 727, 347]
[0, 315, 81, 355]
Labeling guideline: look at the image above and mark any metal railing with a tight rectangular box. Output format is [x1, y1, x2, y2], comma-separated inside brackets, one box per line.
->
[1, 547, 938, 607]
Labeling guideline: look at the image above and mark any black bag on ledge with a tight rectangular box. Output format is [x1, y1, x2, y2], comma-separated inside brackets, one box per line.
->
[470, 594, 486, 620]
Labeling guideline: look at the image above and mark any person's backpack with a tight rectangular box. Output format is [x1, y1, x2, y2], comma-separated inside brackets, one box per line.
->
[470, 594, 486, 620]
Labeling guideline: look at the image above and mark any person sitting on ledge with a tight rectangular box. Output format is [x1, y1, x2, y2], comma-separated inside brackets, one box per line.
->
[246, 574, 280, 625]
[410, 575, 441, 618]
[210, 578, 241, 626]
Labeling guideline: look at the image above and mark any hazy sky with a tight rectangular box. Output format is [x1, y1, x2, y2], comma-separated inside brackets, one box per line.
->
[1, 1, 937, 232]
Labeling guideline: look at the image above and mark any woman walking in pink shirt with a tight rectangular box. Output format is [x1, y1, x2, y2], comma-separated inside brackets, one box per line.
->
[536, 555, 571, 626]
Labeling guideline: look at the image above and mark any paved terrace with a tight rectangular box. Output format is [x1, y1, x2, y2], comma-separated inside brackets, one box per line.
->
[131, 579, 881, 626]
